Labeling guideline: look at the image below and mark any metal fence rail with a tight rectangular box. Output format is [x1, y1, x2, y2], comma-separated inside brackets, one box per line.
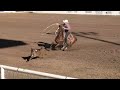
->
[0, 11, 120, 15]
[0, 65, 77, 79]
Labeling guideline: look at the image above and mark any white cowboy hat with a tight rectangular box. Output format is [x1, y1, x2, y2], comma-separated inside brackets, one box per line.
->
[63, 19, 69, 23]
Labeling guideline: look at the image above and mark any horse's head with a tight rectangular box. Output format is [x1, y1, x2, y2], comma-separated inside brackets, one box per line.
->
[55, 24, 64, 44]
[55, 24, 64, 36]
[58, 25, 64, 33]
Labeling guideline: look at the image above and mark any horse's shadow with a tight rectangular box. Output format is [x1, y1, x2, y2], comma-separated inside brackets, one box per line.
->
[37, 42, 57, 50]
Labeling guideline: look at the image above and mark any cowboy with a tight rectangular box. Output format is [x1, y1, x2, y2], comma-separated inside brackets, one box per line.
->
[62, 19, 71, 47]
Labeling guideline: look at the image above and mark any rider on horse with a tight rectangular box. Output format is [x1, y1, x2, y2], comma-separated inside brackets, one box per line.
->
[53, 19, 76, 51]
[61, 19, 71, 49]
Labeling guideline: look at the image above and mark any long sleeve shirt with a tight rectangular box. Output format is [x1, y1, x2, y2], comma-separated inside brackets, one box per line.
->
[62, 23, 71, 31]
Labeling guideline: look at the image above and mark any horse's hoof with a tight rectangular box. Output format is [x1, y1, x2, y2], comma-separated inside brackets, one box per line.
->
[61, 48, 64, 51]
[65, 47, 68, 50]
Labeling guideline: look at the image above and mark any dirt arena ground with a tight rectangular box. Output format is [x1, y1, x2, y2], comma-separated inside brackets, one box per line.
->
[0, 13, 120, 79]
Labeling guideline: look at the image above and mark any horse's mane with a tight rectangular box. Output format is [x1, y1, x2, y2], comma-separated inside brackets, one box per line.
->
[55, 24, 64, 44]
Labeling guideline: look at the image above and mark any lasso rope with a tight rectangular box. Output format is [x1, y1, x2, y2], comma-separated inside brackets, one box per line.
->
[23, 23, 60, 44]
[41, 23, 59, 35]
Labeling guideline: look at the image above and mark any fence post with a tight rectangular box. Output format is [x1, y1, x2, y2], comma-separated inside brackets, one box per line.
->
[1, 67, 5, 79]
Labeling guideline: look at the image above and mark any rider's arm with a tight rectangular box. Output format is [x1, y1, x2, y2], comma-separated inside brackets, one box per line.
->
[63, 23, 71, 30]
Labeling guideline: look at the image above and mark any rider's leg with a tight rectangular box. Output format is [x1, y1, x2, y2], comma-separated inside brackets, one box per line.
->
[61, 30, 68, 51]
[64, 30, 68, 46]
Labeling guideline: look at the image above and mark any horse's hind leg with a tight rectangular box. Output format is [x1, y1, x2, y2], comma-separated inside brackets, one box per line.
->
[50, 43, 60, 50]
[55, 44, 60, 50]
[61, 43, 68, 51]
[70, 37, 77, 47]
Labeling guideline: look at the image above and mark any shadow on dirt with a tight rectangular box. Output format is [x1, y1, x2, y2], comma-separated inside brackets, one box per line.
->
[77, 32, 98, 36]
[46, 31, 98, 36]
[47, 31, 120, 46]
[22, 42, 61, 62]
[37, 42, 57, 50]
[0, 39, 27, 48]
[72, 32, 120, 46]
[22, 56, 39, 62]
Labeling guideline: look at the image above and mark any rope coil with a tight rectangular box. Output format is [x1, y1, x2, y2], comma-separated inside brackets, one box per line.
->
[41, 23, 60, 35]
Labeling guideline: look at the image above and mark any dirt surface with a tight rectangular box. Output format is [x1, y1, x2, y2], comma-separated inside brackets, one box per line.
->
[0, 13, 120, 79]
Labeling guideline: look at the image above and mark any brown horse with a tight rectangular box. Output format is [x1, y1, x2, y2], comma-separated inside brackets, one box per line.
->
[51, 24, 77, 51]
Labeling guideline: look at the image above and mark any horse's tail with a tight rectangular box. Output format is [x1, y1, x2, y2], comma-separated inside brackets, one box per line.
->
[68, 33, 77, 47]
[72, 35, 77, 45]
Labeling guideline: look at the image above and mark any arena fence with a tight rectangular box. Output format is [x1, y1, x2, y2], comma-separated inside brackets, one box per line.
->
[0, 65, 77, 79]
[0, 11, 120, 16]
[32, 11, 120, 16]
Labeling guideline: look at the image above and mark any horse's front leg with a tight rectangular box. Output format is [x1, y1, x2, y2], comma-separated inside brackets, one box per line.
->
[61, 40, 68, 51]
[61, 44, 68, 51]
[50, 42, 54, 50]
[50, 42, 57, 50]
[55, 43, 60, 50]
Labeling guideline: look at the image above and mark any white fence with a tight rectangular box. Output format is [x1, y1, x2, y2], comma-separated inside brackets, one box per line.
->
[0, 11, 120, 16]
[0, 65, 77, 79]
[32, 11, 120, 16]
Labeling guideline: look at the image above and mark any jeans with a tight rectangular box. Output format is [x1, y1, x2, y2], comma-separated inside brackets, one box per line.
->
[64, 30, 69, 46]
